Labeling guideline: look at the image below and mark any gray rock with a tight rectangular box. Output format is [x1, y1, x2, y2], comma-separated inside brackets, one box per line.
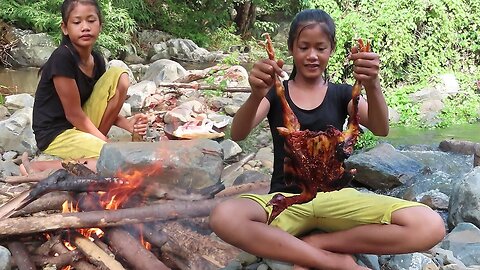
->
[346, 143, 424, 190]
[448, 168, 480, 229]
[4, 94, 34, 110]
[0, 106, 9, 121]
[441, 222, 480, 266]
[0, 107, 37, 154]
[233, 170, 270, 186]
[220, 139, 242, 160]
[2, 151, 18, 161]
[8, 31, 56, 67]
[142, 59, 187, 84]
[126, 80, 157, 110]
[0, 245, 11, 270]
[0, 160, 20, 177]
[97, 140, 224, 199]
[416, 190, 449, 210]
[107, 60, 137, 85]
[379, 253, 436, 270]
[356, 254, 380, 270]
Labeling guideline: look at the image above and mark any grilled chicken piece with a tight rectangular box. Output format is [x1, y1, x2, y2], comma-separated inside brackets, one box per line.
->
[262, 34, 370, 224]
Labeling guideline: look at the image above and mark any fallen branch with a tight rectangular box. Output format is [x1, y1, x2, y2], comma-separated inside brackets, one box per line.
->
[28, 251, 83, 268]
[13, 192, 71, 217]
[157, 82, 251, 92]
[160, 221, 240, 270]
[51, 235, 96, 270]
[106, 227, 170, 270]
[0, 169, 129, 219]
[0, 196, 228, 237]
[8, 241, 37, 270]
[4, 170, 54, 184]
[72, 232, 125, 270]
[173, 64, 229, 83]
[215, 180, 270, 198]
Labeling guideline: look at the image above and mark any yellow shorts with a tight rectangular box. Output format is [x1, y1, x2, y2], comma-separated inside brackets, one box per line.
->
[43, 67, 127, 159]
[240, 188, 426, 236]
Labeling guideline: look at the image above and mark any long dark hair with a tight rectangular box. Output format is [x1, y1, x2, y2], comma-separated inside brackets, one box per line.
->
[39, 0, 103, 75]
[60, 0, 103, 52]
[288, 9, 336, 80]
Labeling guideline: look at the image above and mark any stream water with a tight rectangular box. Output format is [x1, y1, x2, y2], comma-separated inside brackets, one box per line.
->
[1, 67, 479, 147]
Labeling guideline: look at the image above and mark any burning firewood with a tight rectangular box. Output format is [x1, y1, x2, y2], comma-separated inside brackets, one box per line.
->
[7, 241, 37, 270]
[50, 234, 97, 270]
[262, 34, 369, 224]
[105, 227, 170, 270]
[159, 221, 241, 270]
[0, 196, 230, 237]
[69, 231, 125, 270]
[0, 169, 130, 219]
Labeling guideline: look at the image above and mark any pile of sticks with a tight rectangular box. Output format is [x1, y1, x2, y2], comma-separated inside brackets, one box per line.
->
[0, 162, 269, 269]
[0, 21, 17, 67]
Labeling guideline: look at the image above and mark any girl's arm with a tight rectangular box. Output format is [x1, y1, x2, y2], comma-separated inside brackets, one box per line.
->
[53, 76, 108, 141]
[114, 114, 148, 135]
[348, 50, 389, 136]
[230, 59, 284, 141]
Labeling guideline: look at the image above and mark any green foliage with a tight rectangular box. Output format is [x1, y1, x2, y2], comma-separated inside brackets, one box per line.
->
[97, 1, 136, 54]
[355, 129, 379, 150]
[221, 51, 241, 66]
[0, 94, 4, 105]
[206, 25, 243, 52]
[151, 0, 231, 47]
[299, 0, 480, 129]
[436, 74, 480, 127]
[0, 0, 61, 32]
[0, 0, 136, 56]
[385, 83, 423, 127]
[301, 0, 480, 89]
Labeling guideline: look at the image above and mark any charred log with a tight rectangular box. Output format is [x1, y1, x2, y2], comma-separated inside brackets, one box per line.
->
[8, 241, 37, 270]
[105, 227, 170, 270]
[50, 235, 96, 270]
[0, 196, 228, 237]
[70, 232, 125, 270]
[0, 169, 130, 219]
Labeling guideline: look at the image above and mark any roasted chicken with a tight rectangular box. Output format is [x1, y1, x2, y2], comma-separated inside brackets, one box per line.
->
[263, 34, 371, 224]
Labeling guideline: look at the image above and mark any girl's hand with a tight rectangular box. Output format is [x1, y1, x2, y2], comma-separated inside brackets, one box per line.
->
[249, 59, 285, 101]
[129, 113, 148, 135]
[348, 47, 381, 92]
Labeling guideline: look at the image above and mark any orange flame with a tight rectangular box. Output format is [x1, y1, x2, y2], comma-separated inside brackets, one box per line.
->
[59, 167, 153, 258]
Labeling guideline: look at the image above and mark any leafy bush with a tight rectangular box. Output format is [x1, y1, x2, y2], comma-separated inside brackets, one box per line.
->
[301, 0, 480, 88]
[300, 0, 480, 128]
[0, 0, 136, 56]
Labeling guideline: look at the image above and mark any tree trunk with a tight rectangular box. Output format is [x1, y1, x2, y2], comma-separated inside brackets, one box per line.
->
[234, 1, 256, 37]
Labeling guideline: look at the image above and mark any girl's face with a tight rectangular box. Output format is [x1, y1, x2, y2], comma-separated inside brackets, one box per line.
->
[290, 23, 333, 81]
[61, 3, 101, 50]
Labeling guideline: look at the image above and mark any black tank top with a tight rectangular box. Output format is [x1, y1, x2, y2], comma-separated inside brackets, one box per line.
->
[33, 45, 106, 151]
[265, 80, 353, 193]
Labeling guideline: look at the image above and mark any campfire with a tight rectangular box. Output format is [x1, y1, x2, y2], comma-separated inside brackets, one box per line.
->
[0, 161, 250, 269]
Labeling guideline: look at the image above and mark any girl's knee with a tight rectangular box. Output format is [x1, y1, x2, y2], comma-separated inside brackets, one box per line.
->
[394, 206, 446, 249]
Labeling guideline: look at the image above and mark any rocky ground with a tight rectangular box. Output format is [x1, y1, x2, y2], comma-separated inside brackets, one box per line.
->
[0, 30, 479, 269]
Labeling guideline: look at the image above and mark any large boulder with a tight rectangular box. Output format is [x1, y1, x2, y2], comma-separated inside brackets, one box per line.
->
[345, 143, 424, 190]
[0, 107, 37, 154]
[7, 28, 56, 67]
[96, 140, 224, 199]
[448, 167, 480, 229]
